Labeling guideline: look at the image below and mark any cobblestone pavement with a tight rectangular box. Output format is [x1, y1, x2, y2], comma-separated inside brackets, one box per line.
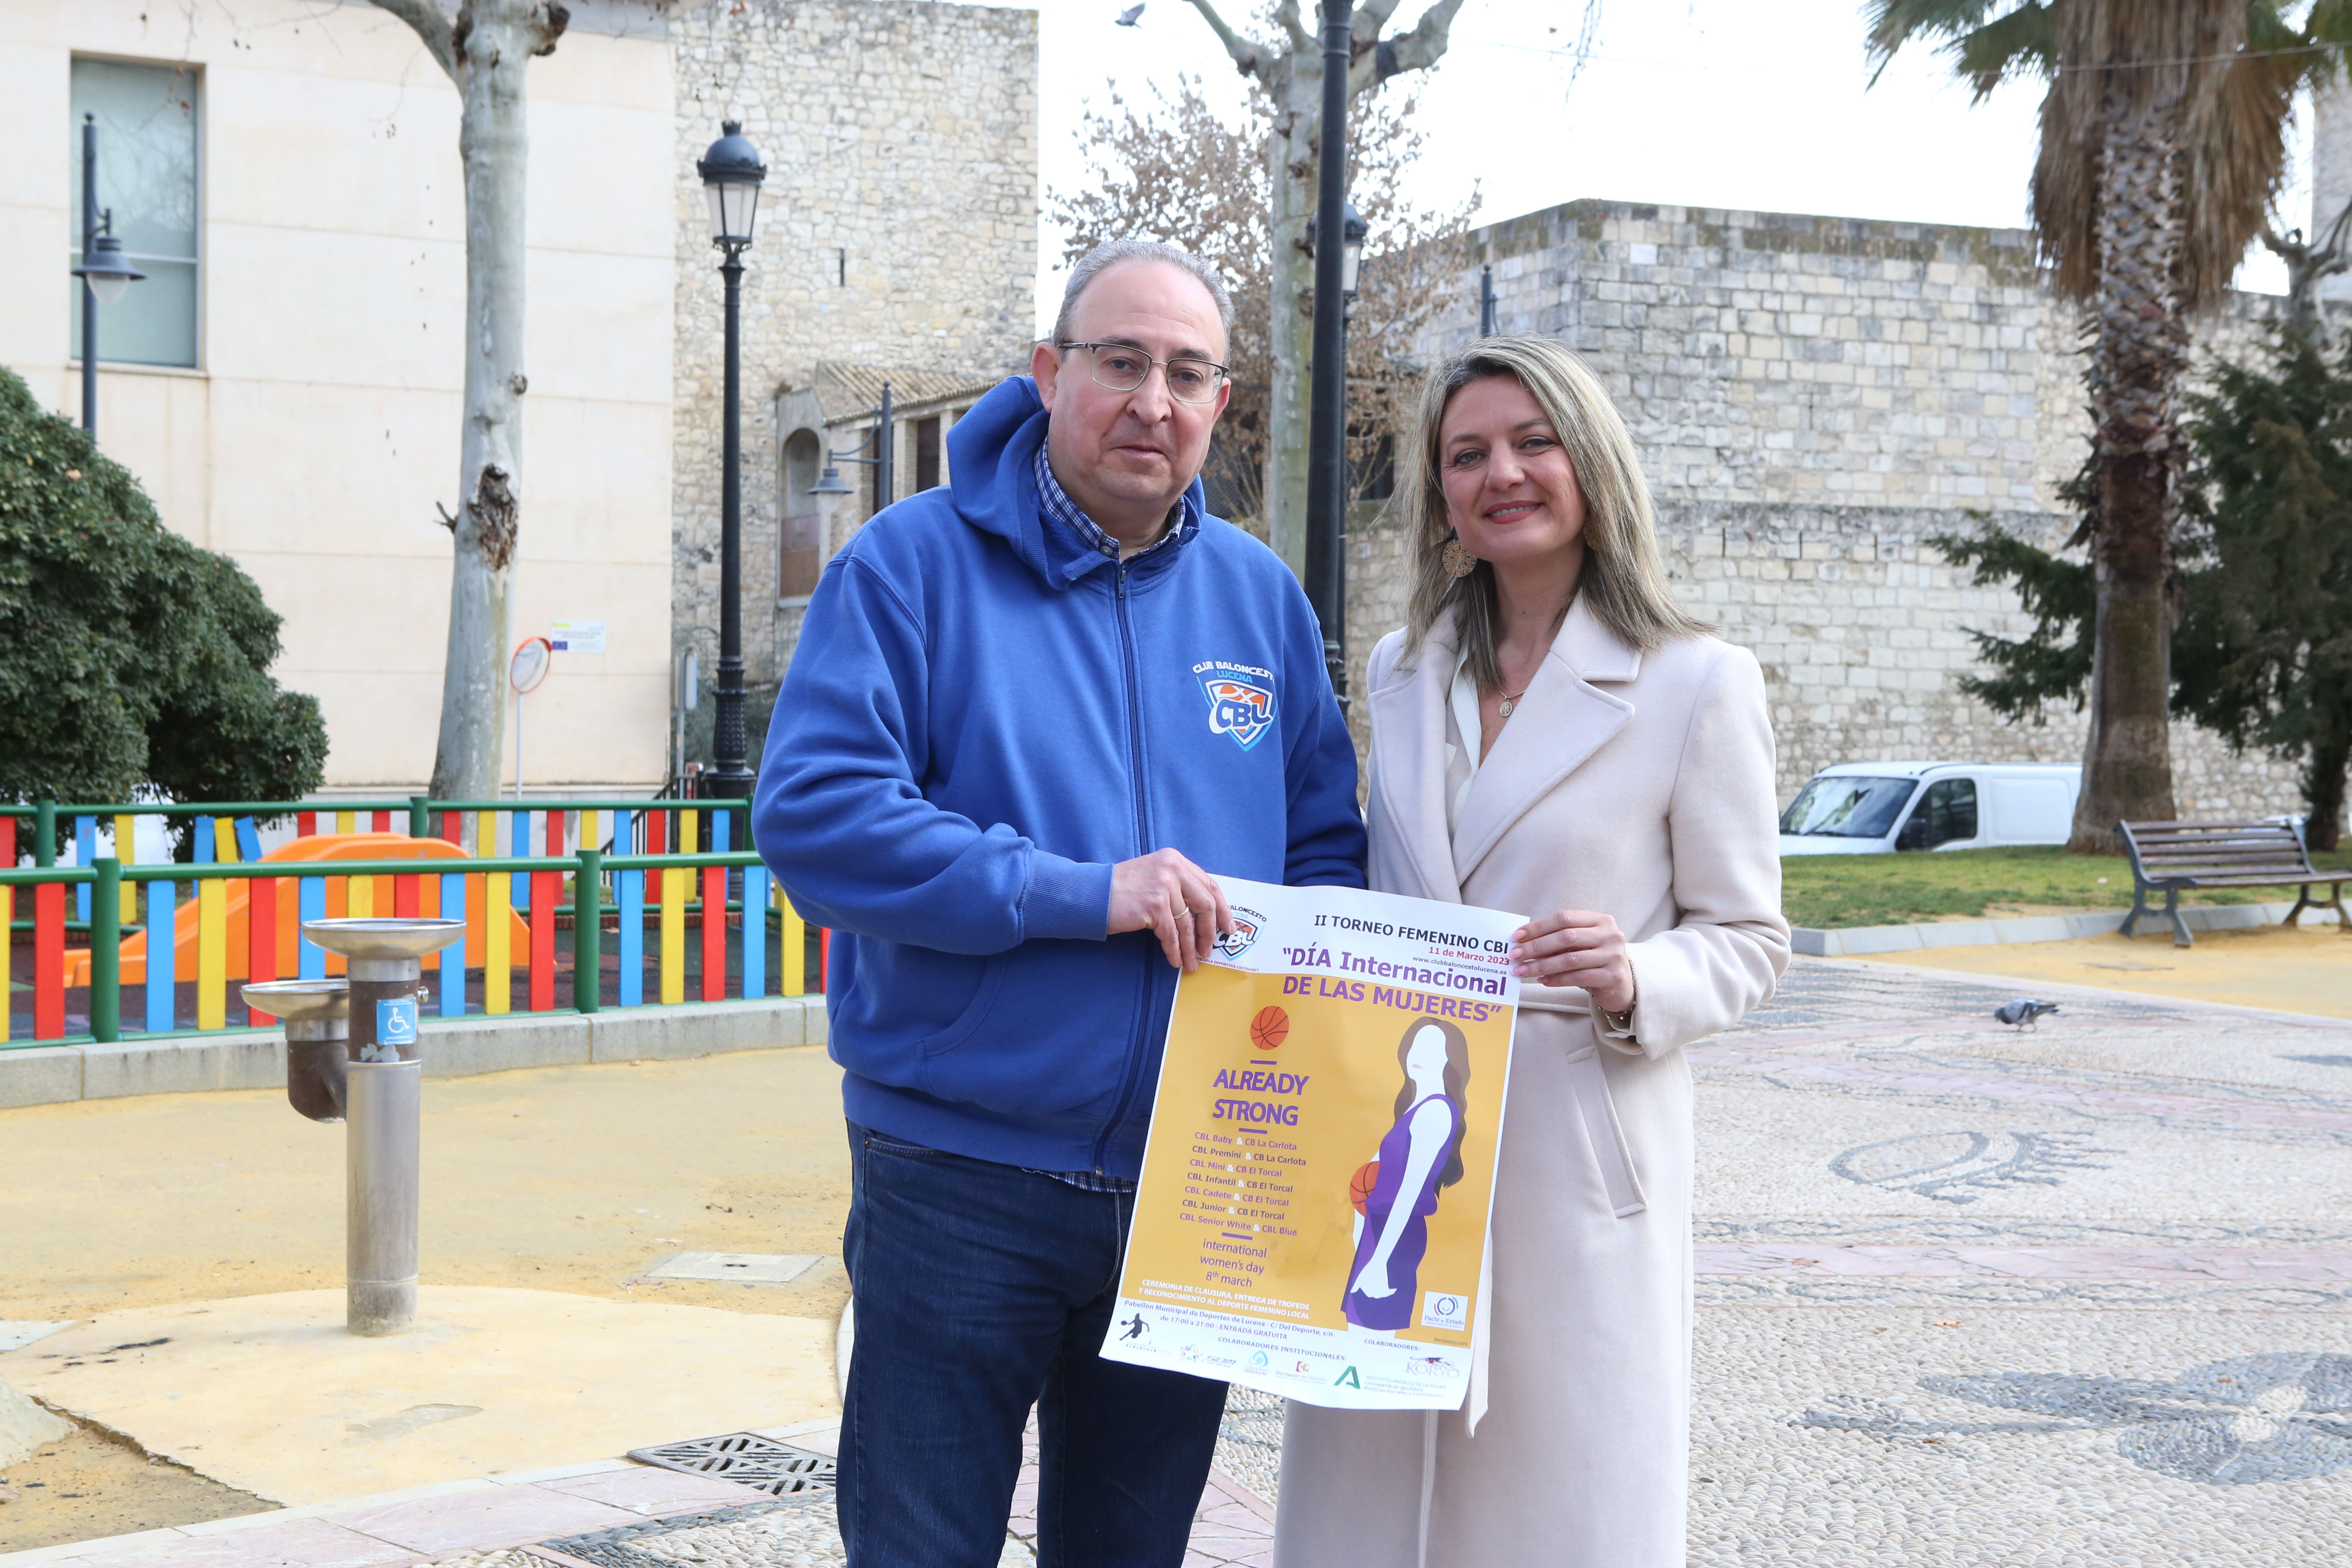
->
[1686, 958, 2352, 1567]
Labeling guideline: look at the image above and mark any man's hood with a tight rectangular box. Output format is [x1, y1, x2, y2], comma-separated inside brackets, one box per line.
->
[944, 375, 1207, 588]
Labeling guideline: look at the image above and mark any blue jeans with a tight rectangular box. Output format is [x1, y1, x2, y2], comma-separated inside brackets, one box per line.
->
[839, 1121, 1228, 1568]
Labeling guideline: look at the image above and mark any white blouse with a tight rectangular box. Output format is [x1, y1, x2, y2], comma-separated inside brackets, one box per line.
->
[1443, 649, 1485, 839]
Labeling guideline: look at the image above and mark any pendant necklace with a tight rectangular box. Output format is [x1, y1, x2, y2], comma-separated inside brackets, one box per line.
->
[1498, 686, 1529, 719]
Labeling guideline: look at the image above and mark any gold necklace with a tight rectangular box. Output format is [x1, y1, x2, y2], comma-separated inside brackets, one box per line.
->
[1498, 686, 1529, 718]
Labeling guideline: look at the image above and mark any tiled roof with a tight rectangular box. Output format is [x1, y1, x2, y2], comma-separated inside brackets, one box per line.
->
[810, 362, 1010, 423]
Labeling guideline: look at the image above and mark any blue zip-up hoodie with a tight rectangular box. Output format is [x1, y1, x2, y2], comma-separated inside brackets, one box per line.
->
[753, 376, 1366, 1177]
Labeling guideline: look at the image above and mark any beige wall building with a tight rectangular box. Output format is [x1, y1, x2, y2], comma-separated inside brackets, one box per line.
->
[3, 0, 1040, 793]
[1, 0, 678, 791]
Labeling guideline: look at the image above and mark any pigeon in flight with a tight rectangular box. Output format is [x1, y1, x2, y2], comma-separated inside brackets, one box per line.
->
[1116, 3, 1145, 24]
[1993, 998, 2059, 1030]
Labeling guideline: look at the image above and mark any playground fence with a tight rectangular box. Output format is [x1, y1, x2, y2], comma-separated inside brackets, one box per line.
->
[0, 798, 830, 1047]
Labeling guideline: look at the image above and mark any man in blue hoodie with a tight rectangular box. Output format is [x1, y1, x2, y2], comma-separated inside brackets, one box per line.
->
[754, 241, 1364, 1566]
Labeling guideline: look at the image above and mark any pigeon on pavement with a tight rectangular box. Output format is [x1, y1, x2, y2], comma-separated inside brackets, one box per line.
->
[1994, 999, 2060, 1030]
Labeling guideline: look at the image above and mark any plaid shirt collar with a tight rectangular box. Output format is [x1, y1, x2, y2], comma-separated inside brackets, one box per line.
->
[1034, 441, 1184, 563]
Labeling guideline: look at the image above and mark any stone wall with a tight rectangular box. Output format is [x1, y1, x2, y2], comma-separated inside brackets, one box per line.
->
[1380, 198, 2308, 819]
[668, 0, 1038, 750]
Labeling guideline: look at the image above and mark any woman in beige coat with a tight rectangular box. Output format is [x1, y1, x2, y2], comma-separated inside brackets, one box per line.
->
[1274, 337, 1789, 1568]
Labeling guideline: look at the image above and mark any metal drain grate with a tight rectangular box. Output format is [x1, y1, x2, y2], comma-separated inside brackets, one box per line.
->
[626, 1431, 838, 1497]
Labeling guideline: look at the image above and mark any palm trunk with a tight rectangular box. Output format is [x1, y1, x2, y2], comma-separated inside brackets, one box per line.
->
[428, 2, 539, 800]
[2069, 103, 2184, 852]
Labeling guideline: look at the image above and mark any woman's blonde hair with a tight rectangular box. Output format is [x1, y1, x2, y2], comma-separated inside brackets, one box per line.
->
[1398, 335, 1705, 689]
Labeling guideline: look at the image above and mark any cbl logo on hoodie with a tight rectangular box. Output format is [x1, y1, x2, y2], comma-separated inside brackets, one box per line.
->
[1197, 660, 1277, 749]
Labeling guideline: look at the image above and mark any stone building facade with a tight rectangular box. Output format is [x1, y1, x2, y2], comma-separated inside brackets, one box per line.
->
[668, 0, 1037, 774]
[1377, 198, 2308, 818]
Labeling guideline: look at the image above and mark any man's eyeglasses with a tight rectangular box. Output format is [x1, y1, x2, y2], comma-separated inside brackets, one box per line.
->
[1056, 341, 1229, 405]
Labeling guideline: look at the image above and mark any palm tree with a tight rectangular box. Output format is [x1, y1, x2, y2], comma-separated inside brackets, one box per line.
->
[1868, 1, 2345, 850]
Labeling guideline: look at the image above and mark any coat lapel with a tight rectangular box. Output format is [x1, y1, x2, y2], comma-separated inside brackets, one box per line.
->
[1368, 622, 1462, 906]
[1449, 597, 1641, 886]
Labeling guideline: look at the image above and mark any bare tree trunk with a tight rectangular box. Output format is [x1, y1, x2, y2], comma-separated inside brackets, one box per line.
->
[2071, 104, 2184, 852]
[1265, 57, 1315, 575]
[371, 0, 565, 800]
[1185, 0, 1464, 576]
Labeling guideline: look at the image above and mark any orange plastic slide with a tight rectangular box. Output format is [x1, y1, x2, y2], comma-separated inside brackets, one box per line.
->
[64, 833, 533, 987]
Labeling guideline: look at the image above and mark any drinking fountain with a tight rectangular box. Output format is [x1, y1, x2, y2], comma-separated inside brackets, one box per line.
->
[245, 917, 464, 1336]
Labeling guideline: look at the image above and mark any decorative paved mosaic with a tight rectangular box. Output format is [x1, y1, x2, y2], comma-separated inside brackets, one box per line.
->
[1683, 957, 2352, 1565]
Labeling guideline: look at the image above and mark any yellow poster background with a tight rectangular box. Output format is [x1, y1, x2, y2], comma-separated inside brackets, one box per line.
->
[1119, 962, 1515, 1347]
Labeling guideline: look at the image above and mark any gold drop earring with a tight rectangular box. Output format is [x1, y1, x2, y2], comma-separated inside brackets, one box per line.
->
[1441, 535, 1478, 579]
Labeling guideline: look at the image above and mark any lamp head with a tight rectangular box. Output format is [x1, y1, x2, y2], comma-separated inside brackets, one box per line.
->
[72, 219, 145, 306]
[697, 119, 768, 250]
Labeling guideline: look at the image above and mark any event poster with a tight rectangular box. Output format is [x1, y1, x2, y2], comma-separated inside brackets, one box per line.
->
[1102, 876, 1522, 1410]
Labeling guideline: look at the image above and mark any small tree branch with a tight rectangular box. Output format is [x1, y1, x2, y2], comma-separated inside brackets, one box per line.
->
[1360, 0, 1466, 91]
[435, 501, 461, 533]
[1184, 0, 1268, 77]
[368, 0, 462, 83]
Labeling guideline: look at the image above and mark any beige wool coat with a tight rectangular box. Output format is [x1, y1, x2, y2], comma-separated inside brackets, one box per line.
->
[1274, 597, 1790, 1568]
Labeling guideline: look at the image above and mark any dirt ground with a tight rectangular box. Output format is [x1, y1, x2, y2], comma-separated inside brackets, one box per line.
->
[0, 1046, 854, 1326]
[0, 1424, 269, 1553]
[0, 1046, 853, 1550]
[1858, 921, 2352, 1018]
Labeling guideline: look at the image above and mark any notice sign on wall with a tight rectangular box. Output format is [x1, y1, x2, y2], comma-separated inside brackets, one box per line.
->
[1102, 876, 1522, 1410]
[549, 619, 606, 655]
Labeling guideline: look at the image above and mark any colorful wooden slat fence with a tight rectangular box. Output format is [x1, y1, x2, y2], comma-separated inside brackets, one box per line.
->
[0, 815, 12, 1044]
[618, 869, 644, 1007]
[2, 802, 809, 1049]
[34, 881, 64, 1039]
[660, 866, 686, 1004]
[146, 879, 175, 1033]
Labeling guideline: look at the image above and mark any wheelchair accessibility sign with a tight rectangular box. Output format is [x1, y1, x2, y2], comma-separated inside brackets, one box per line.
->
[377, 997, 419, 1052]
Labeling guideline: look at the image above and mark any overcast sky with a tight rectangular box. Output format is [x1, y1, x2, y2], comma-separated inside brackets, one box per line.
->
[1013, 0, 2310, 334]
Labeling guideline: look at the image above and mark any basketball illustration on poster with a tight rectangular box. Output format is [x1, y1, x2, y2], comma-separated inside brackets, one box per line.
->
[1102, 876, 1521, 1410]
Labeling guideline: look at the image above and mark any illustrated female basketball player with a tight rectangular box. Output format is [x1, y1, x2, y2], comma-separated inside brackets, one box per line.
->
[1344, 1017, 1472, 1330]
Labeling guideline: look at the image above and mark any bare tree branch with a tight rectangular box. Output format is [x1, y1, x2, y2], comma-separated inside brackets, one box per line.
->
[1184, 0, 1268, 77]
[1352, 0, 1409, 50]
[1273, 0, 1312, 54]
[368, 0, 461, 83]
[1366, 0, 1467, 89]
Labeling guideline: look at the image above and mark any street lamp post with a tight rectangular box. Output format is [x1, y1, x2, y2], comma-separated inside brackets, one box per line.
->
[69, 112, 144, 441]
[696, 120, 767, 807]
[809, 383, 894, 510]
[1303, 0, 1358, 705]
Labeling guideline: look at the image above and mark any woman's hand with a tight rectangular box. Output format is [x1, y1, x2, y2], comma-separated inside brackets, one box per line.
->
[1509, 909, 1634, 1012]
[1350, 1260, 1395, 1300]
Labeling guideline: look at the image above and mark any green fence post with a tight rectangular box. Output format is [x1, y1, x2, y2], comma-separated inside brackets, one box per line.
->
[33, 798, 55, 867]
[408, 795, 430, 839]
[575, 848, 602, 1014]
[90, 856, 120, 1042]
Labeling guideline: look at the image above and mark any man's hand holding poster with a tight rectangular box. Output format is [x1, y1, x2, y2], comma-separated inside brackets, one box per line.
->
[1102, 876, 1522, 1409]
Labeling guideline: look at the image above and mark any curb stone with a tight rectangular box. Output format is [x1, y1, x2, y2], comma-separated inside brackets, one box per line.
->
[1790, 897, 2343, 957]
[0, 997, 826, 1112]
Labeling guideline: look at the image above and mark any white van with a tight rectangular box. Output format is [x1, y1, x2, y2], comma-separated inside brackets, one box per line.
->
[1779, 762, 2081, 856]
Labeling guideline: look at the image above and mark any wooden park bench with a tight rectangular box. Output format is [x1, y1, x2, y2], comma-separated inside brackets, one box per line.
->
[2117, 819, 2352, 947]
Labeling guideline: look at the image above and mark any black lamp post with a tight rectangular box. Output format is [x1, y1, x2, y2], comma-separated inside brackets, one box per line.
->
[69, 113, 144, 440]
[696, 119, 766, 805]
[1304, 0, 1358, 706]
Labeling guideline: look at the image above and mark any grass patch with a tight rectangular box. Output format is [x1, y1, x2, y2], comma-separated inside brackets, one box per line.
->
[1781, 844, 2352, 930]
